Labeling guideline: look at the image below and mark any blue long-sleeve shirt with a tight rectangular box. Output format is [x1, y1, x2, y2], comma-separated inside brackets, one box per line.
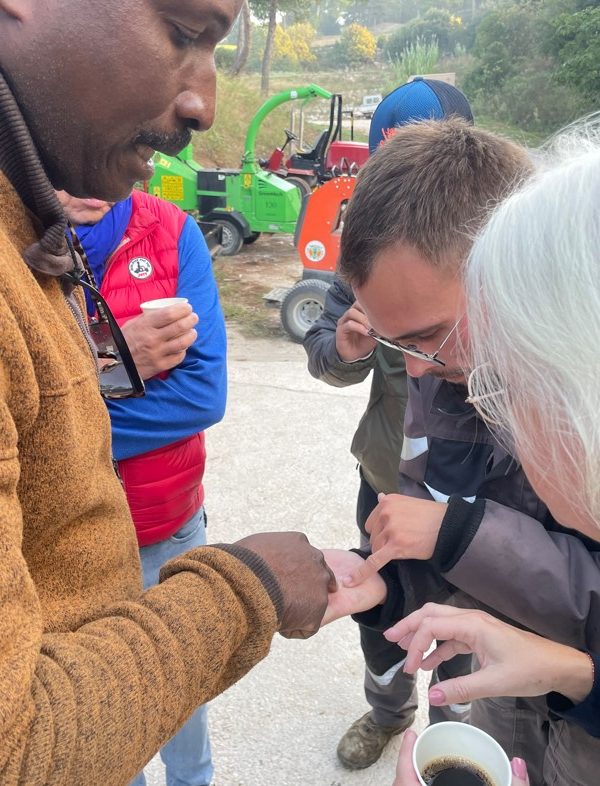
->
[83, 214, 227, 461]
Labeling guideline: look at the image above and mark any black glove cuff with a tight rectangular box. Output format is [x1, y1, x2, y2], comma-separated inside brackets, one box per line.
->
[432, 496, 486, 573]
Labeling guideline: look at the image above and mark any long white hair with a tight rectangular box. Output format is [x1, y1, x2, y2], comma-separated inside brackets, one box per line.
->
[465, 122, 600, 526]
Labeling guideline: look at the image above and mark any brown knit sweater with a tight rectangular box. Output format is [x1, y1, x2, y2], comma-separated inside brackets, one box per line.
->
[0, 80, 282, 785]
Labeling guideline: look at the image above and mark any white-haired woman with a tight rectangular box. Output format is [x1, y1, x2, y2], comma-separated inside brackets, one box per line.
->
[385, 139, 600, 754]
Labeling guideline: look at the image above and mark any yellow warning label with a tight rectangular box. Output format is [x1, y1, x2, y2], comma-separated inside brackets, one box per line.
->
[243, 174, 253, 189]
[161, 175, 184, 202]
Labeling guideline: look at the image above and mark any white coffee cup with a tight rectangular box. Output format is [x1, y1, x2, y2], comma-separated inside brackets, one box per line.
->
[413, 722, 511, 786]
[139, 297, 189, 311]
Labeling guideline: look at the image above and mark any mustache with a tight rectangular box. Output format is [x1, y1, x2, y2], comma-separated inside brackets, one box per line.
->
[430, 368, 464, 381]
[133, 127, 193, 156]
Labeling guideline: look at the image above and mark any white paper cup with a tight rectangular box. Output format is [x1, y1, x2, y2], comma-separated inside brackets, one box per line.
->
[413, 722, 511, 786]
[139, 297, 189, 311]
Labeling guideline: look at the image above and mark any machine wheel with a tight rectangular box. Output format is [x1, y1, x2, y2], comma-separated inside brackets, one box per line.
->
[281, 279, 330, 342]
[286, 176, 313, 197]
[243, 232, 261, 245]
[213, 218, 244, 256]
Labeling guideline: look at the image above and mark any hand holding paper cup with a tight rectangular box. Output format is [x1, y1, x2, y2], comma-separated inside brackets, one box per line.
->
[122, 297, 197, 379]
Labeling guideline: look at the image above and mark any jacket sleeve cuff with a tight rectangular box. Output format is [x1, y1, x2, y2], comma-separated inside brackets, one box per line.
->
[432, 496, 486, 574]
[212, 544, 285, 626]
[547, 651, 600, 738]
[340, 350, 375, 365]
[348, 548, 405, 631]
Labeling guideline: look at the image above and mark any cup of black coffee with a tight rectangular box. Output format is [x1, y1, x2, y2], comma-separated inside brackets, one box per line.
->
[413, 722, 511, 786]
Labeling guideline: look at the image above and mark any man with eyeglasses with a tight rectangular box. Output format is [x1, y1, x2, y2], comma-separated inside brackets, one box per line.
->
[304, 78, 476, 771]
[328, 119, 600, 785]
[0, 1, 338, 783]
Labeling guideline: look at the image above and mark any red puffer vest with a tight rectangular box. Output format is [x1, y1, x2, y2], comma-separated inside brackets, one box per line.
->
[101, 191, 206, 547]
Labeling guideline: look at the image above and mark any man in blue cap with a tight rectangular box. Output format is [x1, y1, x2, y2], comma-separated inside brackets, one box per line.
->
[368, 77, 473, 154]
[303, 78, 474, 771]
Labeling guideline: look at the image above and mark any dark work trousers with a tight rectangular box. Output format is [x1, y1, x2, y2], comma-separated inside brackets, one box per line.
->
[356, 473, 472, 728]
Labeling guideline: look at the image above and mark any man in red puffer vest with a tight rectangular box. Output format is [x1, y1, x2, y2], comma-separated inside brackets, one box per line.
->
[58, 189, 227, 786]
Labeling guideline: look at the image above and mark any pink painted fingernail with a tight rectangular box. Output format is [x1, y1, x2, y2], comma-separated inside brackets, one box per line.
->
[511, 758, 527, 779]
[429, 688, 446, 705]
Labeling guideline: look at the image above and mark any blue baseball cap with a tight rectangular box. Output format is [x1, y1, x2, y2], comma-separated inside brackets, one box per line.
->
[368, 77, 474, 154]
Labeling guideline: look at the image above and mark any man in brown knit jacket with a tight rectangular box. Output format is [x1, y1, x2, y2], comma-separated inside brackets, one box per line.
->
[0, 2, 342, 783]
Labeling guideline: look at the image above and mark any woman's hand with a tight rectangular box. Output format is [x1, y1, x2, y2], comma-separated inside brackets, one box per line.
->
[392, 731, 426, 786]
[393, 730, 530, 785]
[320, 549, 387, 625]
[385, 603, 594, 706]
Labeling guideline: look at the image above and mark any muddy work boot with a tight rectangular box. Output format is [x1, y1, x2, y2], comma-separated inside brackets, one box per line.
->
[337, 711, 413, 770]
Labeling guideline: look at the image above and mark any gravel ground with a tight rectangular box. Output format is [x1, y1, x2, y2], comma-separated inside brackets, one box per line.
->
[145, 328, 428, 786]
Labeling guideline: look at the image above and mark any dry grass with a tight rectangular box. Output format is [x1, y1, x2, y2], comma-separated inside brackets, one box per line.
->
[192, 75, 289, 167]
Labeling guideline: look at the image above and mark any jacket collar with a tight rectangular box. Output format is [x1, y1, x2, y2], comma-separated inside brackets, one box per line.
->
[0, 69, 73, 278]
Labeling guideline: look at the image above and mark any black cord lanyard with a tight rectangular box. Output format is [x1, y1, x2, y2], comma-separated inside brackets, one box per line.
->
[64, 224, 111, 322]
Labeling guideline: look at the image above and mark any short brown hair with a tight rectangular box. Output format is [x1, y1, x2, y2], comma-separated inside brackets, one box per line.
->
[339, 119, 533, 287]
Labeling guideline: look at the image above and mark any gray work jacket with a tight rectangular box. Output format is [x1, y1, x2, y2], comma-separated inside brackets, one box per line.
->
[387, 373, 600, 654]
[307, 276, 600, 654]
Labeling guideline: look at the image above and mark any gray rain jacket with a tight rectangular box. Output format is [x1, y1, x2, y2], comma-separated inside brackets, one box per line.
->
[304, 275, 408, 494]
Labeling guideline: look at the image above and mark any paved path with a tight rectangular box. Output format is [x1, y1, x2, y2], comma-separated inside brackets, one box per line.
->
[146, 329, 428, 786]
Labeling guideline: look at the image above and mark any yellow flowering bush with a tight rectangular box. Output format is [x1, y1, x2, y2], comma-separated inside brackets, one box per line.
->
[341, 23, 377, 65]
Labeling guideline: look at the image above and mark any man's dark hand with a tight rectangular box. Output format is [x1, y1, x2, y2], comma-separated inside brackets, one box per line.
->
[121, 303, 198, 379]
[236, 532, 337, 639]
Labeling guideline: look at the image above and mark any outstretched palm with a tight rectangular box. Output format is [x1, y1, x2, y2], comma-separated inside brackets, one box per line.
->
[321, 549, 387, 626]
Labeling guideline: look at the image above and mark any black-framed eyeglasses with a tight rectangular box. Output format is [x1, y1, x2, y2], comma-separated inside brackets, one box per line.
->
[367, 317, 463, 367]
[64, 233, 145, 400]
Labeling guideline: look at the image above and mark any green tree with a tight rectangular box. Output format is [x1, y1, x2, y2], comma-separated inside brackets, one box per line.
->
[231, 0, 252, 75]
[548, 6, 600, 100]
[345, 0, 414, 26]
[464, 5, 543, 94]
[462, 0, 594, 133]
[385, 7, 465, 57]
[250, 0, 309, 94]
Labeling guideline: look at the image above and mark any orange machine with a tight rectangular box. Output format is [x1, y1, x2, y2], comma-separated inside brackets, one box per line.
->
[264, 176, 356, 341]
[295, 176, 355, 275]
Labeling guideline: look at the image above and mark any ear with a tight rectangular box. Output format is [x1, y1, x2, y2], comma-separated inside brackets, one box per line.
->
[0, 0, 31, 23]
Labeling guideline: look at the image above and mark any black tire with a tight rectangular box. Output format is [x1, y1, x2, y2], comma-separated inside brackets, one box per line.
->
[281, 279, 330, 342]
[243, 232, 261, 245]
[213, 218, 244, 256]
[286, 176, 313, 197]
